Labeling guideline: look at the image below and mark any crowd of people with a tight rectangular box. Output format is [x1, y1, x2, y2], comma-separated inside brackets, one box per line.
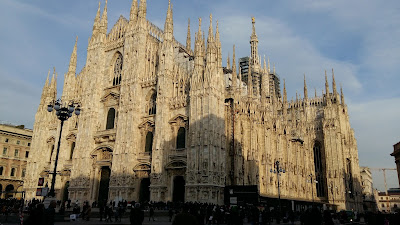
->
[0, 197, 399, 224]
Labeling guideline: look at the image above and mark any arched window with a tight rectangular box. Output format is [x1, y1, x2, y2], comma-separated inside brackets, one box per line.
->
[145, 132, 153, 153]
[113, 54, 123, 86]
[148, 93, 157, 115]
[313, 142, 326, 197]
[50, 145, 55, 161]
[10, 168, 15, 177]
[0, 166, 3, 175]
[106, 108, 116, 130]
[70, 142, 76, 160]
[347, 158, 354, 198]
[176, 127, 186, 149]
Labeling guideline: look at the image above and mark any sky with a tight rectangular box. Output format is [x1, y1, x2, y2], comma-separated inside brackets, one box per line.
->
[0, 0, 399, 192]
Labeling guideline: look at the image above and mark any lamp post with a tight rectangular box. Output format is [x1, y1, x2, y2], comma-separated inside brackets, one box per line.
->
[16, 181, 25, 199]
[328, 184, 338, 210]
[307, 174, 318, 206]
[47, 99, 80, 197]
[270, 160, 285, 216]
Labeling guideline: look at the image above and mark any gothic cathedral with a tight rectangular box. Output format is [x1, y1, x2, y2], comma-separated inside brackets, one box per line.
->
[25, 0, 363, 211]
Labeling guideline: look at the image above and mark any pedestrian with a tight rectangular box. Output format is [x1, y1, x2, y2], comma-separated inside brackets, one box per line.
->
[130, 203, 144, 225]
[149, 206, 155, 221]
[24, 203, 45, 225]
[172, 207, 199, 225]
[99, 201, 105, 221]
[84, 201, 92, 221]
[44, 200, 56, 225]
[169, 208, 174, 222]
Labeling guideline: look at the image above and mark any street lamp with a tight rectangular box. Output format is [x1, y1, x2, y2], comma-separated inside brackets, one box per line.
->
[328, 184, 338, 210]
[270, 160, 285, 216]
[47, 99, 80, 197]
[16, 181, 25, 199]
[307, 174, 318, 206]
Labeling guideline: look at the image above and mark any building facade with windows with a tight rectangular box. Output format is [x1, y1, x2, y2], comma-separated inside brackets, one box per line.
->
[376, 189, 400, 213]
[24, 0, 362, 211]
[0, 124, 32, 199]
[360, 167, 378, 212]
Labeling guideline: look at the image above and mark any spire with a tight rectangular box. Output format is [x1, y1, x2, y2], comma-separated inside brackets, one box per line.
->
[332, 68, 337, 95]
[68, 36, 78, 74]
[186, 18, 191, 52]
[304, 73, 308, 100]
[282, 79, 287, 116]
[215, 20, 222, 69]
[49, 67, 57, 100]
[163, 0, 174, 42]
[137, 0, 147, 28]
[93, 2, 101, 32]
[283, 79, 287, 103]
[263, 55, 267, 71]
[248, 64, 253, 96]
[130, 0, 138, 24]
[325, 70, 330, 96]
[207, 14, 214, 43]
[100, 0, 108, 33]
[340, 84, 345, 105]
[227, 53, 231, 70]
[194, 17, 202, 57]
[232, 45, 237, 88]
[315, 88, 317, 98]
[40, 70, 51, 106]
[250, 17, 259, 65]
[45, 69, 50, 88]
[273, 63, 276, 74]
[268, 57, 270, 73]
[239, 65, 242, 89]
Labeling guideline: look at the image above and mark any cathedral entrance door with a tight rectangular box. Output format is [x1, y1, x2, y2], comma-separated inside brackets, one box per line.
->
[172, 176, 185, 203]
[98, 166, 111, 203]
[139, 178, 150, 203]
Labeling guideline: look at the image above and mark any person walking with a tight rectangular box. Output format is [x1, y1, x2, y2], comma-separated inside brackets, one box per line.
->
[44, 200, 56, 225]
[130, 203, 144, 225]
[149, 206, 155, 221]
[172, 208, 199, 225]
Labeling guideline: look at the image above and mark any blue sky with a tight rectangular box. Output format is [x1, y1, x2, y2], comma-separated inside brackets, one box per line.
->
[0, 0, 399, 191]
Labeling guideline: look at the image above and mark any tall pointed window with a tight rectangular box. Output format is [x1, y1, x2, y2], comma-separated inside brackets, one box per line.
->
[347, 158, 354, 198]
[106, 108, 116, 130]
[70, 142, 76, 160]
[148, 93, 157, 115]
[313, 142, 326, 197]
[145, 132, 153, 153]
[113, 54, 123, 86]
[50, 145, 55, 161]
[176, 127, 186, 149]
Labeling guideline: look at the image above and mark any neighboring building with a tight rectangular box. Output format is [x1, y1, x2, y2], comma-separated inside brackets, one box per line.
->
[391, 141, 400, 187]
[0, 124, 32, 199]
[360, 167, 377, 212]
[25, 0, 363, 211]
[376, 188, 400, 213]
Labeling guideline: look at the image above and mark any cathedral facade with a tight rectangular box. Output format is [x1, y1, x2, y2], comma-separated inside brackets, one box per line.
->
[25, 0, 363, 211]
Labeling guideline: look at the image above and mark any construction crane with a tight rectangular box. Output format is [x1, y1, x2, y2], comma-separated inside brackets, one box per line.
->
[369, 167, 396, 194]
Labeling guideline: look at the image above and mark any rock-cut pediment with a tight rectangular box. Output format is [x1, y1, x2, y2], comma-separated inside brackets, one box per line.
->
[101, 92, 120, 106]
[165, 160, 187, 170]
[168, 114, 188, 124]
[138, 120, 155, 129]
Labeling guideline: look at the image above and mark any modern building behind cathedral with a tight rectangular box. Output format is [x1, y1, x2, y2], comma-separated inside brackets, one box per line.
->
[24, 0, 363, 211]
